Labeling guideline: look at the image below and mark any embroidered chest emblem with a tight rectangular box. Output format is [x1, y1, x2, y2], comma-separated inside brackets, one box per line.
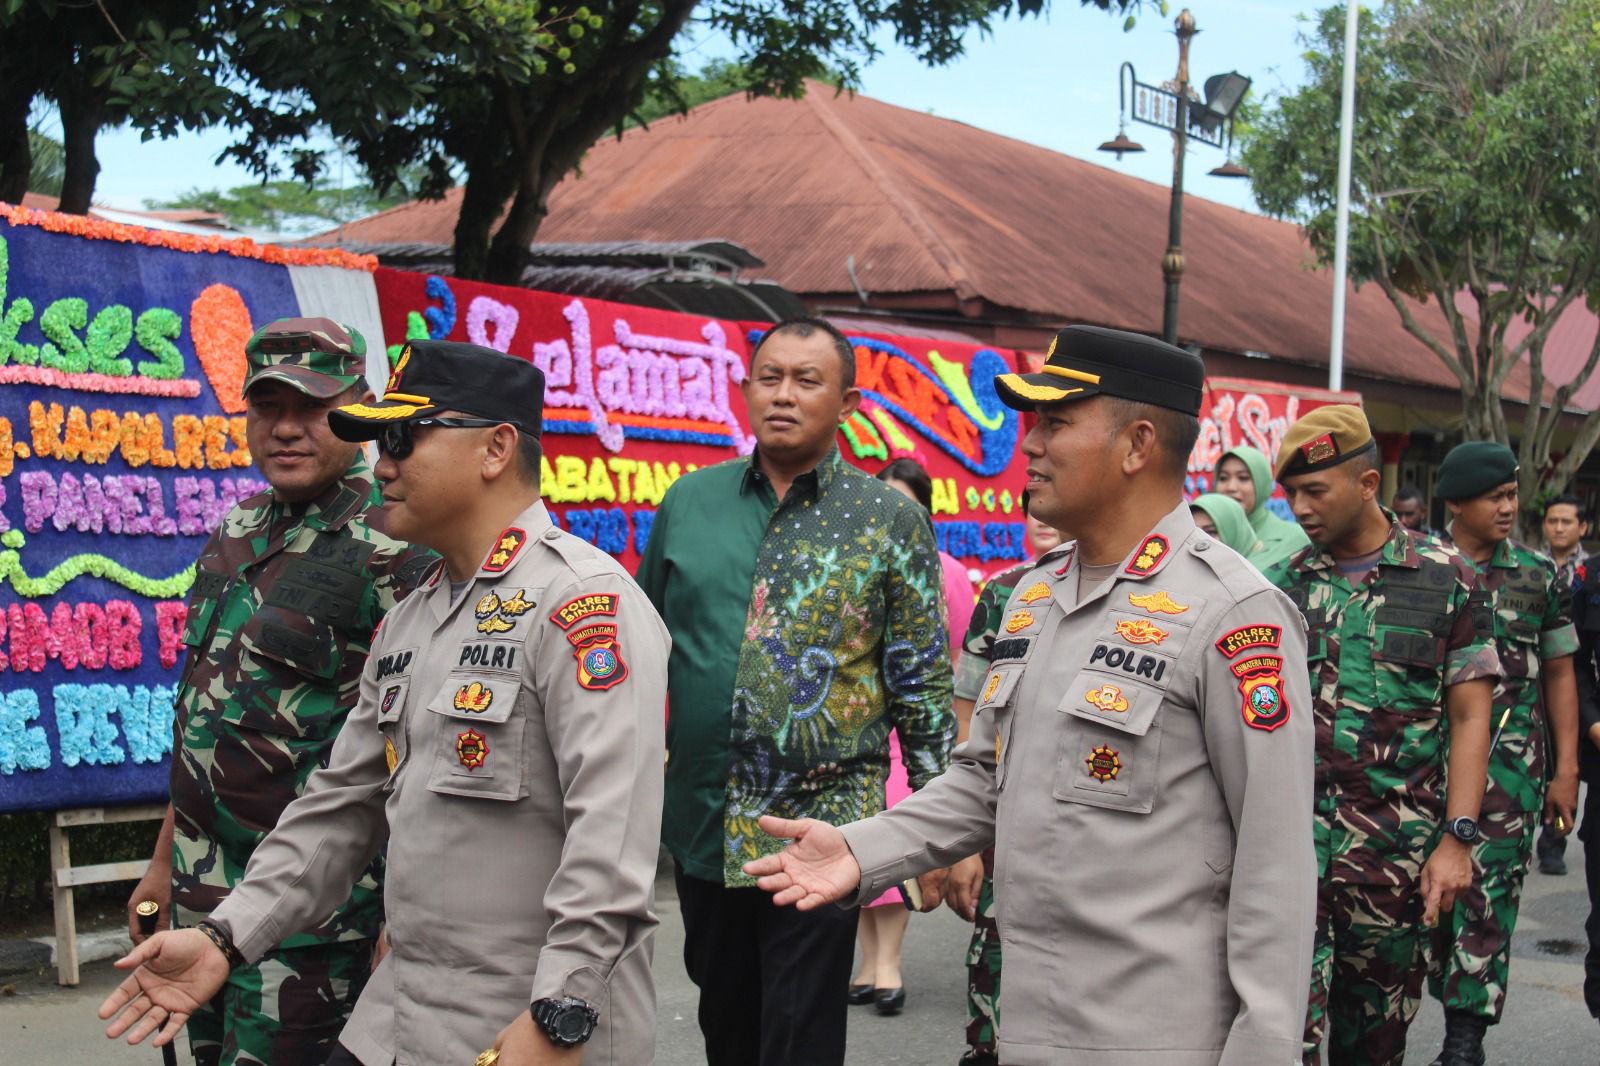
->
[455, 729, 489, 770]
[1085, 684, 1130, 714]
[1004, 609, 1035, 633]
[982, 672, 1002, 703]
[1128, 590, 1189, 615]
[453, 681, 493, 713]
[1114, 618, 1168, 645]
[1018, 582, 1052, 605]
[1086, 744, 1122, 782]
[475, 589, 535, 635]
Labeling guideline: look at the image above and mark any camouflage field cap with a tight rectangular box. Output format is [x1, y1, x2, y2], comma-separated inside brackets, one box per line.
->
[994, 325, 1204, 416]
[1275, 404, 1375, 480]
[1434, 441, 1518, 501]
[243, 317, 367, 399]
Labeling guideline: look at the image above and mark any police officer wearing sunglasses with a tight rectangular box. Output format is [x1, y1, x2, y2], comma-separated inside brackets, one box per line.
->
[101, 340, 672, 1066]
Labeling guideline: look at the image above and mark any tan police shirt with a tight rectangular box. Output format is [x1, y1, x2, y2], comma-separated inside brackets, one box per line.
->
[210, 500, 670, 1065]
[840, 502, 1315, 1066]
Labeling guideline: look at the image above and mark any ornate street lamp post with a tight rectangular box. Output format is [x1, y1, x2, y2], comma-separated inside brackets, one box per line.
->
[1099, 9, 1251, 346]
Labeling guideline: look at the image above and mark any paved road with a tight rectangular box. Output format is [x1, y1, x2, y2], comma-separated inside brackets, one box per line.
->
[5, 842, 1597, 1064]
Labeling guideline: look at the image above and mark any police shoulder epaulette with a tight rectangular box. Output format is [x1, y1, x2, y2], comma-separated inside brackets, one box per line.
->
[1190, 534, 1273, 601]
[538, 524, 632, 581]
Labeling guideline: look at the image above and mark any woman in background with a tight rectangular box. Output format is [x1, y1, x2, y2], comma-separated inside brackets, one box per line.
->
[1212, 444, 1310, 570]
[1190, 492, 1264, 561]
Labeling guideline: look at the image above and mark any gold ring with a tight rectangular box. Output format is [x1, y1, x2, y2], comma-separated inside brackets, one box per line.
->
[474, 1050, 499, 1066]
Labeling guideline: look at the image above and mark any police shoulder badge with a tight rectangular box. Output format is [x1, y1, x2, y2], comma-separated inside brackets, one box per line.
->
[1124, 534, 1170, 576]
[1214, 624, 1283, 658]
[1128, 589, 1189, 615]
[482, 527, 527, 573]
[552, 592, 628, 691]
[1231, 654, 1290, 732]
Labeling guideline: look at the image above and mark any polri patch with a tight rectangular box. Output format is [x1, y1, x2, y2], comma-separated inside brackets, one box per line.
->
[456, 729, 489, 769]
[482, 527, 527, 573]
[1215, 624, 1283, 658]
[1124, 534, 1170, 576]
[1128, 590, 1189, 615]
[1114, 618, 1168, 645]
[1232, 654, 1290, 732]
[1085, 744, 1122, 782]
[457, 642, 518, 671]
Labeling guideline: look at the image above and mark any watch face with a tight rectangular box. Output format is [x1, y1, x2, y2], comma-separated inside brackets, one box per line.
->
[556, 1009, 591, 1041]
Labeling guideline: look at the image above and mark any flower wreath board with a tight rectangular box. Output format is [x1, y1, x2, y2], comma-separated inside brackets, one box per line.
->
[0, 205, 386, 813]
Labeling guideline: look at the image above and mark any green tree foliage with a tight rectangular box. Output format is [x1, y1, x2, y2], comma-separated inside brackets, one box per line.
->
[27, 129, 63, 196]
[1244, 0, 1600, 517]
[148, 168, 428, 237]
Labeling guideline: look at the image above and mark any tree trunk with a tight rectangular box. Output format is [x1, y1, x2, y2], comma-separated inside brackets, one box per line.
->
[56, 83, 107, 214]
[484, 160, 554, 286]
[0, 92, 30, 205]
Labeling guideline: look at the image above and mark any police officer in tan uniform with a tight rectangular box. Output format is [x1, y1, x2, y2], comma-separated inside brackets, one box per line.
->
[100, 341, 670, 1066]
[745, 326, 1317, 1066]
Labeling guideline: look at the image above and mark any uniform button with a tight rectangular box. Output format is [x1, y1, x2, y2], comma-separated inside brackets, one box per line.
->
[544, 529, 561, 540]
[1194, 539, 1209, 551]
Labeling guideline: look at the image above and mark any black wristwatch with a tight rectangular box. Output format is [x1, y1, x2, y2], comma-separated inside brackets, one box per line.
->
[531, 996, 598, 1047]
[1445, 816, 1480, 845]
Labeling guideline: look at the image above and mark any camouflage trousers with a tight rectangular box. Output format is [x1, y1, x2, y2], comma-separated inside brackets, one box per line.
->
[185, 938, 373, 1066]
[962, 874, 1002, 1062]
[1303, 878, 1425, 1066]
[1428, 807, 1538, 1022]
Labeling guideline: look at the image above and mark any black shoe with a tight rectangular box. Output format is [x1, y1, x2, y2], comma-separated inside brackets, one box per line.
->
[1429, 1009, 1487, 1066]
[1539, 854, 1568, 875]
[847, 984, 876, 1006]
[875, 987, 906, 1015]
[958, 1055, 999, 1066]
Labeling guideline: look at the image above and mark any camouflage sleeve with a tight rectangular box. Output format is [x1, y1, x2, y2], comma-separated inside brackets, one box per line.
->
[1539, 557, 1580, 660]
[953, 577, 1008, 700]
[371, 543, 440, 617]
[1443, 566, 1502, 686]
[953, 648, 992, 702]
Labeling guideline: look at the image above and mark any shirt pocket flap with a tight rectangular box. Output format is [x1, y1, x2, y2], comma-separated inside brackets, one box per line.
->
[426, 672, 520, 725]
[1057, 669, 1163, 737]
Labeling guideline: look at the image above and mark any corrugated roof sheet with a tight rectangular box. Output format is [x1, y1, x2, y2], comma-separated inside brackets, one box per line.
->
[319, 83, 1534, 399]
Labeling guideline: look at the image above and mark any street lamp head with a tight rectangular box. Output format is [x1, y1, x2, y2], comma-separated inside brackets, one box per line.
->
[1098, 131, 1146, 160]
[1203, 71, 1252, 120]
[1208, 160, 1251, 179]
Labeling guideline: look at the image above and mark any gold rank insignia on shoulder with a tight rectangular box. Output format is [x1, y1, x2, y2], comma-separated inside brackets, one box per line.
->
[1018, 582, 1052, 605]
[1114, 618, 1167, 645]
[1085, 744, 1122, 782]
[1004, 609, 1035, 633]
[482, 527, 527, 573]
[1128, 589, 1189, 615]
[1124, 533, 1170, 576]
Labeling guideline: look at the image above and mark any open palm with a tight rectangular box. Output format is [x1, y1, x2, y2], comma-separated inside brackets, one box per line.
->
[99, 929, 231, 1048]
[743, 815, 862, 910]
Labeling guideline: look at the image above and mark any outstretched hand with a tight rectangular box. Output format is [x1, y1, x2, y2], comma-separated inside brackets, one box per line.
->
[98, 929, 231, 1048]
[742, 816, 862, 911]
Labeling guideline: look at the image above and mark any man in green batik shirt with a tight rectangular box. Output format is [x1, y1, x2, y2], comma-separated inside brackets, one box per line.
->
[125, 318, 434, 1066]
[1424, 442, 1580, 1066]
[637, 316, 953, 1066]
[1266, 405, 1498, 1066]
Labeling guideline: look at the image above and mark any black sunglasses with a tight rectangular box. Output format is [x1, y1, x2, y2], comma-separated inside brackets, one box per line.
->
[377, 417, 504, 460]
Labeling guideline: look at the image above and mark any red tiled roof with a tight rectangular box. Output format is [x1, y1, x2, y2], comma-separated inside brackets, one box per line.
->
[321, 83, 1527, 398]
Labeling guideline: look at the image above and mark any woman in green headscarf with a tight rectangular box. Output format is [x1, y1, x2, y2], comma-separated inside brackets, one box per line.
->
[1212, 444, 1311, 570]
[1190, 493, 1262, 560]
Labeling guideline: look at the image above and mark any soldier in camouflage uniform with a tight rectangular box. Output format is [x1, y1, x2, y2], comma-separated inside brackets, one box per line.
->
[949, 497, 1064, 1066]
[1535, 493, 1587, 875]
[126, 318, 434, 1066]
[1266, 406, 1498, 1066]
[1423, 443, 1580, 1066]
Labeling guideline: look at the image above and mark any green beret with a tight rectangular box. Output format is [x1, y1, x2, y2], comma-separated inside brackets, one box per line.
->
[1435, 442, 1518, 501]
[1276, 404, 1375, 480]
